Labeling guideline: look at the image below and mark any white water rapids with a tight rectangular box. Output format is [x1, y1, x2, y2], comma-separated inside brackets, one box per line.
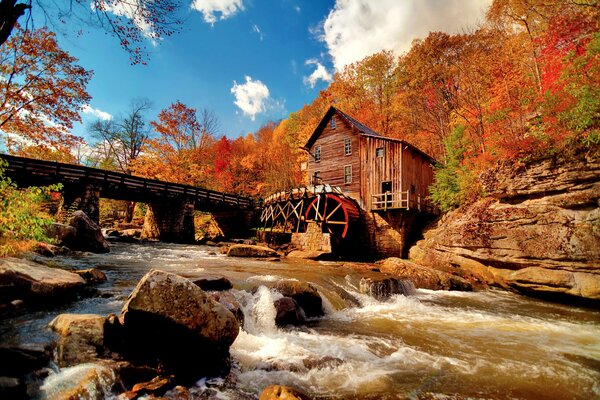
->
[1, 242, 598, 399]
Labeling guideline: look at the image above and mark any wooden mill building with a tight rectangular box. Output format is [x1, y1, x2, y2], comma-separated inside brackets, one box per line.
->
[303, 106, 436, 213]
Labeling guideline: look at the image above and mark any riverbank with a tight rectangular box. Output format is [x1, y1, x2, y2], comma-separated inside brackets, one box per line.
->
[1, 241, 598, 399]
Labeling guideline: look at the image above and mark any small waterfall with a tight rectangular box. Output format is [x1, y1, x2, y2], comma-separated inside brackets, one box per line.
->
[359, 277, 416, 301]
[241, 285, 280, 335]
[40, 363, 116, 400]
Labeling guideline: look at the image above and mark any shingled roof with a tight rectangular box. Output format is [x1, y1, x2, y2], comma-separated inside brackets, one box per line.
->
[303, 106, 435, 162]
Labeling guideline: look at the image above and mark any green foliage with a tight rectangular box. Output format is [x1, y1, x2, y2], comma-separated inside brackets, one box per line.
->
[0, 160, 62, 255]
[429, 126, 478, 213]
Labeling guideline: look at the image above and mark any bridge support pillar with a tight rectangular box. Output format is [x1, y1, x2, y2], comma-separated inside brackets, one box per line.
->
[58, 183, 101, 223]
[141, 199, 195, 243]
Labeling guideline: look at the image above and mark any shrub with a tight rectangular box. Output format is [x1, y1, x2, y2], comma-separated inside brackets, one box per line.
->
[0, 160, 62, 256]
[429, 126, 479, 213]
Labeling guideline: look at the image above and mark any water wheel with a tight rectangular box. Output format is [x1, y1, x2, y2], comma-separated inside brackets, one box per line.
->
[305, 194, 360, 239]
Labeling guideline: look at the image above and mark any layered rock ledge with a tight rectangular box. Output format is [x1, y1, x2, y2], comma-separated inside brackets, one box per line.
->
[410, 149, 600, 303]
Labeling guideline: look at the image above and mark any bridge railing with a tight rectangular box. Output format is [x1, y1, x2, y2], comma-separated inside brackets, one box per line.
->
[0, 153, 255, 209]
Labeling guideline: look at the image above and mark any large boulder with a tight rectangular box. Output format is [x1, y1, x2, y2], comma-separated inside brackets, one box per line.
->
[64, 211, 110, 253]
[44, 223, 76, 245]
[273, 281, 323, 318]
[49, 314, 106, 367]
[191, 274, 233, 291]
[39, 362, 116, 400]
[0, 258, 85, 304]
[227, 244, 279, 258]
[359, 277, 416, 301]
[377, 258, 472, 291]
[410, 150, 600, 303]
[121, 269, 239, 380]
[208, 291, 245, 326]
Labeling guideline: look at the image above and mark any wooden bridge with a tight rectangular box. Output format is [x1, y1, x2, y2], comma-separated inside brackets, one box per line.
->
[0, 154, 256, 242]
[0, 154, 254, 210]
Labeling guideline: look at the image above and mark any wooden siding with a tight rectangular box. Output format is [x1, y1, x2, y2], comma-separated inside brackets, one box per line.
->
[307, 113, 361, 200]
[360, 136, 434, 210]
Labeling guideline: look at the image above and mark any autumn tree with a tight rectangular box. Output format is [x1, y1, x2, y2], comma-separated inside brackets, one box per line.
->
[0, 0, 183, 64]
[89, 99, 151, 221]
[133, 101, 218, 187]
[0, 27, 92, 153]
[89, 99, 151, 174]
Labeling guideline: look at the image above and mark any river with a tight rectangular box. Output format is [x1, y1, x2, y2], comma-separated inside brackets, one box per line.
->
[1, 242, 599, 399]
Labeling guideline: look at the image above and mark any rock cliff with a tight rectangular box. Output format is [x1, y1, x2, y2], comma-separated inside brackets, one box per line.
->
[410, 148, 600, 303]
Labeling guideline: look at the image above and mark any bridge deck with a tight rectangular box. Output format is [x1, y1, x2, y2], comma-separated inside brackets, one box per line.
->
[0, 154, 254, 210]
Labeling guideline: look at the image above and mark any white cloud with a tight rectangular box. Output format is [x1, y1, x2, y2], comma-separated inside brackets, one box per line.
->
[294, 5, 301, 13]
[230, 76, 270, 121]
[96, 0, 157, 40]
[303, 59, 333, 88]
[82, 105, 113, 121]
[322, 0, 492, 70]
[252, 24, 264, 41]
[191, 0, 244, 24]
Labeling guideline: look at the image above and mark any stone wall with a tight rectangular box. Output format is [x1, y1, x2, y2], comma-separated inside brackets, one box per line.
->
[359, 211, 419, 259]
[291, 223, 332, 252]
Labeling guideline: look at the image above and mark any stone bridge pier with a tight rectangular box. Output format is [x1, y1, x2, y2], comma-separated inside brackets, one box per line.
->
[57, 183, 101, 224]
[141, 198, 196, 244]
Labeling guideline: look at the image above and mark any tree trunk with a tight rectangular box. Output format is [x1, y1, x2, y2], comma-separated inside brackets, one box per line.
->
[0, 0, 30, 47]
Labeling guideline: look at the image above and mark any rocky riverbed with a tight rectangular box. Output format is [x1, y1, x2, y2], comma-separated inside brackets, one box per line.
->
[0, 241, 598, 399]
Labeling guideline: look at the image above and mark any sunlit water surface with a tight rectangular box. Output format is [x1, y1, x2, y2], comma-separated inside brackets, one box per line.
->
[1, 242, 598, 399]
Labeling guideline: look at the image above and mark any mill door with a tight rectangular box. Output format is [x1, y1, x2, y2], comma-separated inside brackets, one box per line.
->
[381, 181, 392, 208]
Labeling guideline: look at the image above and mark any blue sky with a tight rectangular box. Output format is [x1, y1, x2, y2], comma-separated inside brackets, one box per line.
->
[46, 0, 491, 142]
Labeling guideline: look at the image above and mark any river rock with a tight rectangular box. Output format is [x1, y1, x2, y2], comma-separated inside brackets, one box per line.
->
[227, 244, 279, 258]
[121, 269, 239, 380]
[120, 229, 141, 238]
[0, 345, 51, 377]
[0, 376, 25, 399]
[274, 297, 305, 326]
[192, 274, 233, 291]
[209, 291, 245, 325]
[410, 150, 600, 302]
[120, 375, 172, 398]
[73, 269, 107, 284]
[39, 362, 116, 400]
[273, 281, 323, 318]
[259, 385, 310, 400]
[45, 223, 77, 245]
[359, 277, 416, 301]
[49, 314, 106, 367]
[377, 258, 472, 291]
[0, 258, 85, 303]
[34, 243, 71, 257]
[65, 211, 110, 253]
[286, 250, 331, 260]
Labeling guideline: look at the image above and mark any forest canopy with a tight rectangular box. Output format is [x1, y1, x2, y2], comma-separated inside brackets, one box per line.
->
[1, 0, 598, 214]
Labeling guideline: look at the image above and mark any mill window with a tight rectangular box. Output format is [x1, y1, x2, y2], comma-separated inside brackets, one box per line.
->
[330, 118, 336, 129]
[344, 138, 352, 156]
[314, 145, 321, 162]
[344, 165, 352, 184]
[376, 147, 384, 158]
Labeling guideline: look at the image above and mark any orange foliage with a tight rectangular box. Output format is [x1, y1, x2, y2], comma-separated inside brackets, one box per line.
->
[0, 27, 92, 154]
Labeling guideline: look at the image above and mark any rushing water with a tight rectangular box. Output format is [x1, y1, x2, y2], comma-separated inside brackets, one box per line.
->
[1, 242, 599, 399]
